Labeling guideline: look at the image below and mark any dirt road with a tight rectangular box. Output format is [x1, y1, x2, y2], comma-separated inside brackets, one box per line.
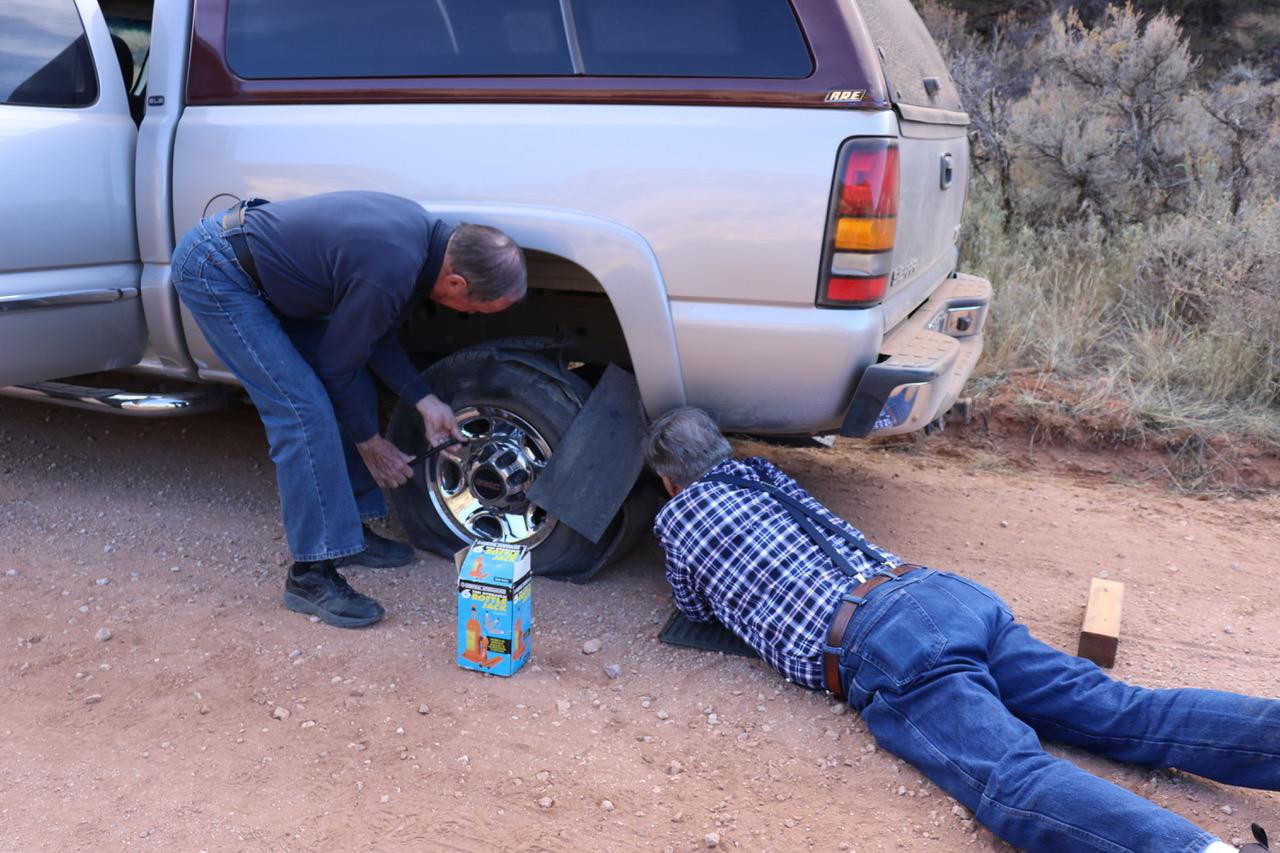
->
[2, 399, 1278, 852]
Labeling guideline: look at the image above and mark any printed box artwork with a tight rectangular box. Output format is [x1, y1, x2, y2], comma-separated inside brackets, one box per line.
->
[455, 541, 532, 677]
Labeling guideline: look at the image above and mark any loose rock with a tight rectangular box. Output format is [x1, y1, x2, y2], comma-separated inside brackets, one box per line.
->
[417, 703, 430, 715]
[538, 796, 554, 809]
[705, 832, 720, 848]
[603, 663, 622, 680]
[556, 699, 572, 715]
[94, 627, 112, 642]
[582, 638, 602, 655]
[84, 694, 103, 705]
[601, 799, 615, 812]
[272, 706, 291, 720]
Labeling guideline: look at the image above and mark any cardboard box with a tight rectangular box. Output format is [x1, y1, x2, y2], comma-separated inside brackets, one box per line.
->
[455, 541, 532, 677]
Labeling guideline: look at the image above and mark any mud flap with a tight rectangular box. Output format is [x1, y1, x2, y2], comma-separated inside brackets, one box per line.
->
[526, 363, 648, 544]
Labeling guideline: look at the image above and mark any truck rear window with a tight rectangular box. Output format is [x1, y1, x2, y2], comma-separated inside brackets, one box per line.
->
[855, 0, 962, 112]
[225, 0, 812, 80]
[574, 0, 813, 78]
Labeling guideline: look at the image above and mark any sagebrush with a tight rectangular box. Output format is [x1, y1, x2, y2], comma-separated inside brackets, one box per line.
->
[923, 1, 1280, 452]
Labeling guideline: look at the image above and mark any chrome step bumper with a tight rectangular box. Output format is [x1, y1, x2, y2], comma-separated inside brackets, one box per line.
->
[0, 380, 228, 417]
[840, 273, 992, 438]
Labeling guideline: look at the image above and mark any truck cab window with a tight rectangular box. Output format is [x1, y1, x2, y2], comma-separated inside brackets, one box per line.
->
[0, 0, 98, 107]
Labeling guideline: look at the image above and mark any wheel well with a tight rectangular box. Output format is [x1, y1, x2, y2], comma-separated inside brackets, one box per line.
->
[402, 249, 632, 371]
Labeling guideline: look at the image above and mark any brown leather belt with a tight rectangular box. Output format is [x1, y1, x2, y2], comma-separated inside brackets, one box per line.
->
[220, 201, 263, 289]
[823, 564, 920, 700]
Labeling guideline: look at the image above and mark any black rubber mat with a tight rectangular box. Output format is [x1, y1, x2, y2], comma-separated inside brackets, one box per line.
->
[658, 612, 758, 658]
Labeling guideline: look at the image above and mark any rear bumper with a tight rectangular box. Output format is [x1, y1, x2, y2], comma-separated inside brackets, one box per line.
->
[840, 273, 991, 438]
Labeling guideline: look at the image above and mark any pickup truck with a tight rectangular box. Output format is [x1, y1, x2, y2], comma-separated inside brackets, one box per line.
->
[0, 0, 991, 576]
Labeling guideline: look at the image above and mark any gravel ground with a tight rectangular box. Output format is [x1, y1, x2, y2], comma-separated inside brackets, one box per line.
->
[1, 398, 1278, 852]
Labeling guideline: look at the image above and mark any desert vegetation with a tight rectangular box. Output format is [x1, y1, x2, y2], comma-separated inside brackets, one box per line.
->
[920, 1, 1280, 485]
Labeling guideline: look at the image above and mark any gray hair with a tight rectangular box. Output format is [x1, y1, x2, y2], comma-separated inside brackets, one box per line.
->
[645, 406, 732, 487]
[448, 224, 527, 303]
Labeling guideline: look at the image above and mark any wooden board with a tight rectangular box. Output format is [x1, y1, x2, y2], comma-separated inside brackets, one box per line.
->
[1078, 578, 1124, 668]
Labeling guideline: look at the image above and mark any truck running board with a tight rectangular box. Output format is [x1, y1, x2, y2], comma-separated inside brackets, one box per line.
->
[0, 380, 228, 417]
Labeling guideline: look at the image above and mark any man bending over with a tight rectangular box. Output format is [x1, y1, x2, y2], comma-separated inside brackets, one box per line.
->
[646, 406, 1275, 853]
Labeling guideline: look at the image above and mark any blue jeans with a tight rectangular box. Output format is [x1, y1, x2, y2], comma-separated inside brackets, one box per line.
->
[171, 216, 383, 562]
[837, 568, 1280, 853]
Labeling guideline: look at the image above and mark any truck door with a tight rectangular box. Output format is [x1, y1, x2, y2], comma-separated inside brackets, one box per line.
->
[0, 0, 145, 387]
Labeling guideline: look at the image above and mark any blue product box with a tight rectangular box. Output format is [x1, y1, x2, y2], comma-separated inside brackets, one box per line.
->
[455, 541, 532, 677]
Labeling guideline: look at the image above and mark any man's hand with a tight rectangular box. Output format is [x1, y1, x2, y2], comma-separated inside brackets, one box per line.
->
[416, 394, 466, 446]
[356, 434, 414, 490]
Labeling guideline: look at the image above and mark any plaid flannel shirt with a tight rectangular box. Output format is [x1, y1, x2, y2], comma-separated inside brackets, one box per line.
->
[653, 456, 902, 689]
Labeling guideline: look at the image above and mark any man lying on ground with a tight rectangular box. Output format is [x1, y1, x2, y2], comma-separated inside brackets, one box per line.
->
[645, 406, 1275, 853]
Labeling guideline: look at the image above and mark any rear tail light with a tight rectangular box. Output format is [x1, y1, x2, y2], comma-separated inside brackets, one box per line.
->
[819, 139, 899, 308]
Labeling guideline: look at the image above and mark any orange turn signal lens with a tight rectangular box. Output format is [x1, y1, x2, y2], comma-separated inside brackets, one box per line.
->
[835, 217, 897, 252]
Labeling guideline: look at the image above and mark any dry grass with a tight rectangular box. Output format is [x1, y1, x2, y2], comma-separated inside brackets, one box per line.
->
[935, 3, 1280, 469]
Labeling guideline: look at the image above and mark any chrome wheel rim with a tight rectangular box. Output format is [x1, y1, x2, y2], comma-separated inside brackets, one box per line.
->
[426, 406, 557, 549]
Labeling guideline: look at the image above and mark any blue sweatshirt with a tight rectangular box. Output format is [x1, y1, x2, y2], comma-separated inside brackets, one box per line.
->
[243, 192, 454, 443]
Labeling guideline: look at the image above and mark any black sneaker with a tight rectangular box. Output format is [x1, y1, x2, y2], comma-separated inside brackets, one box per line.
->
[1242, 824, 1271, 852]
[335, 525, 415, 569]
[282, 560, 385, 628]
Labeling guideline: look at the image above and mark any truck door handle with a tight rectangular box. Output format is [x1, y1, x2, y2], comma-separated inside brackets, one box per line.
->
[940, 153, 954, 190]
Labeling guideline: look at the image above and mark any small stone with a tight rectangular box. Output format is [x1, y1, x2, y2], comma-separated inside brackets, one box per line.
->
[396, 727, 405, 736]
[538, 796, 554, 809]
[380, 795, 390, 804]
[601, 799, 615, 812]
[169, 565, 180, 572]
[582, 638, 602, 655]
[656, 710, 670, 720]
[199, 705, 210, 715]
[1223, 626, 1235, 635]
[309, 616, 320, 623]
[603, 663, 622, 680]
[78, 605, 89, 614]
[300, 720, 317, 729]
[1221, 804, 1234, 815]
[272, 706, 290, 721]
[999, 520, 1009, 528]
[84, 694, 103, 705]
[94, 627, 112, 642]
[417, 703, 430, 715]
[4, 569, 16, 577]
[456, 755, 469, 765]
[704, 832, 720, 848]
[667, 760, 684, 776]
[535, 771, 551, 782]
[288, 649, 301, 658]
[556, 699, 571, 716]
[95, 577, 110, 586]
[952, 804, 972, 820]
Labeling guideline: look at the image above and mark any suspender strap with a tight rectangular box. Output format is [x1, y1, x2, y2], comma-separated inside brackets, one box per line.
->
[703, 473, 888, 580]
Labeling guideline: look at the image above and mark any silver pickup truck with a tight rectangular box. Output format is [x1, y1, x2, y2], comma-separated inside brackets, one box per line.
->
[0, 0, 990, 574]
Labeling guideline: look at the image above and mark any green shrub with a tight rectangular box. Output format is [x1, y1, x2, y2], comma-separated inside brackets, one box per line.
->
[937, 2, 1280, 450]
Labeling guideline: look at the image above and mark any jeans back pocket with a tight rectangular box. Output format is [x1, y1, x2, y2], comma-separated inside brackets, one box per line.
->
[849, 589, 946, 691]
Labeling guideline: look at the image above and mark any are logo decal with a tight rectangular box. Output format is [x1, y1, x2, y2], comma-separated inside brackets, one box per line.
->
[824, 89, 866, 103]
